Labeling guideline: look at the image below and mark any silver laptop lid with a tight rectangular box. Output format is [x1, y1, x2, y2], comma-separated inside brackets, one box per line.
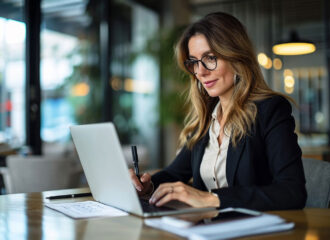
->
[70, 122, 143, 216]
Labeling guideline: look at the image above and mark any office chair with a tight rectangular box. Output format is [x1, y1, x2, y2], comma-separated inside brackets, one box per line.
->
[0, 154, 80, 194]
[302, 158, 330, 208]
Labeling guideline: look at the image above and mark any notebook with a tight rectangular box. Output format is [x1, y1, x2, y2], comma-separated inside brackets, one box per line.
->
[145, 208, 294, 240]
[70, 122, 216, 217]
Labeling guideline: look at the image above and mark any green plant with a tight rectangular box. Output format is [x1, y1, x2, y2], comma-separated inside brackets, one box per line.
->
[133, 26, 190, 128]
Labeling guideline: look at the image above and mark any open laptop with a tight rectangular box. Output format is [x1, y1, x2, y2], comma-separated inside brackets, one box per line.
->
[70, 122, 216, 217]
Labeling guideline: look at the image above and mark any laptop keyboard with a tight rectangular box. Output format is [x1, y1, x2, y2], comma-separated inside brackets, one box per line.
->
[139, 199, 175, 213]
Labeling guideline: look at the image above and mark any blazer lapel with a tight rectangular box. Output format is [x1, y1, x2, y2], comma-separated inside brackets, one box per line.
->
[226, 137, 246, 186]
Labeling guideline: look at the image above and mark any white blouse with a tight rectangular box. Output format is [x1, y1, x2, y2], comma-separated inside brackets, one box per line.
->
[200, 102, 230, 190]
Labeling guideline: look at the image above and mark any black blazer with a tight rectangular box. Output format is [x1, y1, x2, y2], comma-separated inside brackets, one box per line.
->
[152, 95, 307, 211]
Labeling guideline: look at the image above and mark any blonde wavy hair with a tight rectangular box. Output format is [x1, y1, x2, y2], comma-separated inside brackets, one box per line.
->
[176, 12, 287, 149]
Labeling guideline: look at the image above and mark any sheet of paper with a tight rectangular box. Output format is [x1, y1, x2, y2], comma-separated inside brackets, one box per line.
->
[45, 201, 128, 219]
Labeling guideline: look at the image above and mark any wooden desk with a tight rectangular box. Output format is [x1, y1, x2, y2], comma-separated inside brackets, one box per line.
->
[0, 188, 329, 240]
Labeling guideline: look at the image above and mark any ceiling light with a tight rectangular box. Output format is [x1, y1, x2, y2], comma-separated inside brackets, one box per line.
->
[264, 57, 272, 69]
[284, 85, 294, 94]
[284, 75, 295, 88]
[273, 31, 316, 55]
[273, 58, 282, 70]
[283, 69, 293, 77]
[257, 53, 268, 66]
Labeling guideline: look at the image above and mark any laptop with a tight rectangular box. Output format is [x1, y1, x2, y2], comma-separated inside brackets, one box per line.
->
[70, 122, 216, 217]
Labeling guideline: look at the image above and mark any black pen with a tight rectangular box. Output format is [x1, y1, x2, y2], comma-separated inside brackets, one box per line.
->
[131, 145, 140, 179]
[46, 192, 92, 200]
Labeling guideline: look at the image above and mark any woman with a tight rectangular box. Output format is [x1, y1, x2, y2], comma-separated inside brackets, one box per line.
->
[130, 12, 306, 211]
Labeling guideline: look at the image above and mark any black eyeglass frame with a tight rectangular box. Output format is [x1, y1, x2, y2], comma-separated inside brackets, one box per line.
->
[184, 55, 218, 75]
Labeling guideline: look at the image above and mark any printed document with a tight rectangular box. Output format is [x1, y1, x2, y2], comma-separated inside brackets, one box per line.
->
[45, 201, 128, 219]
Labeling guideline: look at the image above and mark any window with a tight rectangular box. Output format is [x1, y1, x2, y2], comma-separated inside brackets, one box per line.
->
[40, 0, 91, 143]
[0, 9, 25, 147]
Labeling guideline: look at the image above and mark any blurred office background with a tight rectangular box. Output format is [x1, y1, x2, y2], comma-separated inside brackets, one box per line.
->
[0, 0, 329, 194]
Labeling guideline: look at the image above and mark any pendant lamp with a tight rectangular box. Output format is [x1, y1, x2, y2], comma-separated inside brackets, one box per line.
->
[272, 31, 316, 55]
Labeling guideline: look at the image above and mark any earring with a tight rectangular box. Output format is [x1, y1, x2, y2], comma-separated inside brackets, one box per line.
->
[234, 74, 240, 85]
[197, 80, 202, 92]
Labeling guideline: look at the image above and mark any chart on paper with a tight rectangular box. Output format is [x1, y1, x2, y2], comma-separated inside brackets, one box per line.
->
[46, 201, 128, 219]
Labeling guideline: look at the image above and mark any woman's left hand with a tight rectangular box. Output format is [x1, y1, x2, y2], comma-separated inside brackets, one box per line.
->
[149, 181, 220, 208]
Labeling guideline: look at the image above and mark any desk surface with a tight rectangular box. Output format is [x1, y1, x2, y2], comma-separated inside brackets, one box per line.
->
[1, 188, 330, 240]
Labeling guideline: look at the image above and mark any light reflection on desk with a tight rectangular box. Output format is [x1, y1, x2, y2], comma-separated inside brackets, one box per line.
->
[1, 188, 330, 240]
[41, 211, 76, 240]
[305, 230, 319, 240]
[81, 216, 142, 240]
[0, 206, 28, 239]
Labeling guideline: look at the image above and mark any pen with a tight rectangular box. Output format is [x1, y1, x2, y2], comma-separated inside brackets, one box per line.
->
[131, 145, 140, 179]
[46, 192, 92, 200]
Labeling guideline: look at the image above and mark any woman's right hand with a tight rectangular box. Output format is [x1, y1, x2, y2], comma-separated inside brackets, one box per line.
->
[129, 169, 153, 196]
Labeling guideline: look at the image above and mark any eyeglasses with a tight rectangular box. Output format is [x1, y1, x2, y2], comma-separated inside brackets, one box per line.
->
[184, 55, 217, 75]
